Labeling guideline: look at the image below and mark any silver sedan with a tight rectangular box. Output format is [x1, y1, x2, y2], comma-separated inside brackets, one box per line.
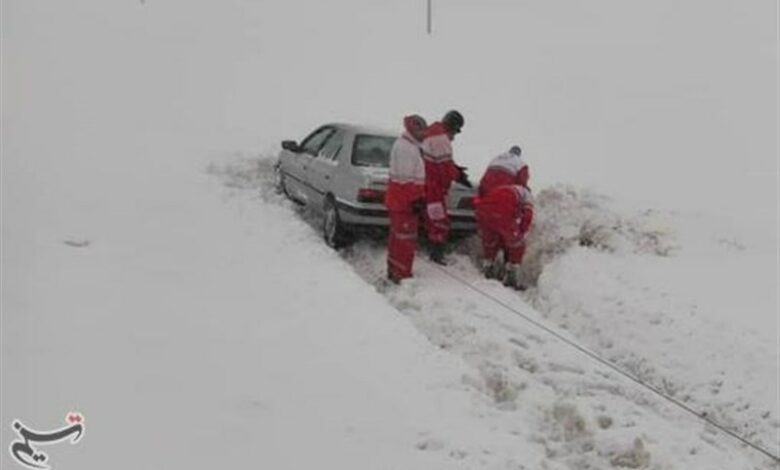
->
[274, 123, 477, 247]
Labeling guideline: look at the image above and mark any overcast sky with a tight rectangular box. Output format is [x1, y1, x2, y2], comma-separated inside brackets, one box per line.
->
[3, 0, 777, 228]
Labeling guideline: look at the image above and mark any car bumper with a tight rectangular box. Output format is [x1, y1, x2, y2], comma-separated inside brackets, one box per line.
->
[336, 200, 477, 231]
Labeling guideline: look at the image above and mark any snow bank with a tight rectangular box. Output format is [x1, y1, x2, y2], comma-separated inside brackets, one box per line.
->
[516, 185, 678, 289]
[517, 187, 779, 455]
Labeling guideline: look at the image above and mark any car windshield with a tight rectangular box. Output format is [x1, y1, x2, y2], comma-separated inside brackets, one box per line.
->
[352, 134, 395, 168]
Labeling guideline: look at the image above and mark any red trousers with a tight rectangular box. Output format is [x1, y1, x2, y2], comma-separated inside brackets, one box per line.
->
[476, 211, 526, 264]
[387, 209, 419, 279]
[423, 200, 449, 243]
[423, 159, 456, 244]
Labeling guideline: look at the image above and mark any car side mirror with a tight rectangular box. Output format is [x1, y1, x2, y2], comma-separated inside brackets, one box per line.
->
[281, 140, 300, 152]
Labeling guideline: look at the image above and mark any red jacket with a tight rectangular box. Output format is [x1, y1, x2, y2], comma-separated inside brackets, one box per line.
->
[421, 122, 461, 203]
[479, 151, 529, 197]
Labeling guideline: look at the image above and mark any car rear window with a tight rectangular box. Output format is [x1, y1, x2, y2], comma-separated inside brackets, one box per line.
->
[352, 134, 395, 168]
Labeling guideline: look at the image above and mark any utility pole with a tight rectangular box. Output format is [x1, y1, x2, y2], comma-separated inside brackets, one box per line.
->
[427, 0, 432, 34]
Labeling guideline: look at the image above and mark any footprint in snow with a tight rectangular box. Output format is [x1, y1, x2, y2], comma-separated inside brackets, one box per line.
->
[416, 437, 445, 451]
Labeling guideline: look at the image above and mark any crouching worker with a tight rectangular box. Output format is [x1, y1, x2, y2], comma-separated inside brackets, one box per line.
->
[474, 185, 534, 289]
[479, 145, 528, 196]
[385, 115, 428, 283]
[474, 146, 533, 289]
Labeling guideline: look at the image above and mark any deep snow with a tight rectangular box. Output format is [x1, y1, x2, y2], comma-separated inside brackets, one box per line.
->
[209, 155, 780, 469]
[3, 0, 778, 469]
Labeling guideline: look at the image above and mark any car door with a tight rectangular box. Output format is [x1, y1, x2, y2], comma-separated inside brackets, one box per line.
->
[307, 128, 346, 210]
[287, 126, 334, 204]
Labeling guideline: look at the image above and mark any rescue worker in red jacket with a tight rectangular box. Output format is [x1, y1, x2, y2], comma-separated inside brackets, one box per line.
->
[475, 146, 533, 289]
[385, 115, 428, 283]
[420, 110, 472, 264]
[478, 145, 529, 195]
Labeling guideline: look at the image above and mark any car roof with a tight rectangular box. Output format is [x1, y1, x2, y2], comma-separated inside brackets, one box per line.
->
[330, 123, 397, 137]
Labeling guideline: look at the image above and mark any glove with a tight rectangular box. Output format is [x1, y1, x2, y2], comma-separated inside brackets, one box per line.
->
[426, 202, 446, 220]
[411, 199, 425, 216]
[456, 165, 473, 188]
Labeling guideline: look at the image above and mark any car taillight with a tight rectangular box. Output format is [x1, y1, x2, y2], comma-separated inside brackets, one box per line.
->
[458, 196, 475, 209]
[357, 188, 385, 203]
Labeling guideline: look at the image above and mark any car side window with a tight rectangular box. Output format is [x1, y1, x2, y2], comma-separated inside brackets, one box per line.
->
[318, 129, 345, 161]
[300, 127, 335, 156]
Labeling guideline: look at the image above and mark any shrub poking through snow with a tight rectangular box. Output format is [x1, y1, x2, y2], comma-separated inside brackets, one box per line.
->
[551, 402, 589, 442]
[482, 367, 519, 407]
[597, 415, 614, 430]
[605, 437, 651, 468]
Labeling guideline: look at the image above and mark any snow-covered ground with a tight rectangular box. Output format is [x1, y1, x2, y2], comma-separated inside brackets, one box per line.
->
[3, 1, 778, 469]
[208, 155, 780, 469]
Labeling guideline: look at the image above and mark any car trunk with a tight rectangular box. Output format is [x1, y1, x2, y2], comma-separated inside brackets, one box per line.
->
[358, 167, 475, 211]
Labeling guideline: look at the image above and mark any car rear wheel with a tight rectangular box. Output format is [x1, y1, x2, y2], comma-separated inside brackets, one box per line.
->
[323, 197, 352, 249]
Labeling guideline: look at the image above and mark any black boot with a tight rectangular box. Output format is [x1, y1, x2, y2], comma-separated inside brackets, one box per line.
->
[429, 243, 447, 265]
[481, 259, 497, 279]
[503, 263, 526, 291]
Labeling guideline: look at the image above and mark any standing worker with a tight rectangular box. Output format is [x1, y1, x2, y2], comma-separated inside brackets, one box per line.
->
[420, 110, 472, 264]
[474, 146, 534, 289]
[385, 115, 428, 283]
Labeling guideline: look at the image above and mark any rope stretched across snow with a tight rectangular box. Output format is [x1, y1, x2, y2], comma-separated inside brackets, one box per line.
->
[235, 156, 777, 463]
[425, 260, 780, 464]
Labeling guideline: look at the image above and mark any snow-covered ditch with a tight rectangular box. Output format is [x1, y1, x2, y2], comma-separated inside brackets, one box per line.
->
[209, 154, 780, 470]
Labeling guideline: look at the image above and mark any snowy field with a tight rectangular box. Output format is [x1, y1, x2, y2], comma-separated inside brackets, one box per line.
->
[3, 1, 778, 469]
[206, 154, 780, 469]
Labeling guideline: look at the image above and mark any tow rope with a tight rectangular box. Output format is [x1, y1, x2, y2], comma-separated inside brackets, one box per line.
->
[425, 260, 780, 463]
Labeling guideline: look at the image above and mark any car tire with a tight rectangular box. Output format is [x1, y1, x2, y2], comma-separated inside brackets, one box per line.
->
[273, 162, 289, 197]
[322, 197, 352, 249]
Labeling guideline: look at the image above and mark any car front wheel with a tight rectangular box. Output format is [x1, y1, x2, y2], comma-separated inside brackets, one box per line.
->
[273, 162, 289, 197]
